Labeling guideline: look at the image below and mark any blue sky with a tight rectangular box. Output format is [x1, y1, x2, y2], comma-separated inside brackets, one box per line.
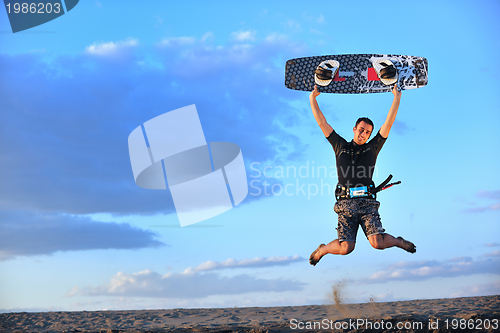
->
[0, 0, 499, 312]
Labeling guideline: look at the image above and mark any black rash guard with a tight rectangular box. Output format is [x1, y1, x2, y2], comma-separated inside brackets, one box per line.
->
[326, 129, 386, 188]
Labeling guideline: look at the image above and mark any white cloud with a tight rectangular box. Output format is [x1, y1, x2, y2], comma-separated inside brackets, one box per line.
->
[156, 36, 196, 48]
[231, 30, 256, 42]
[285, 19, 301, 31]
[75, 267, 304, 299]
[264, 32, 288, 43]
[183, 255, 304, 273]
[450, 281, 500, 298]
[482, 251, 500, 258]
[85, 38, 138, 56]
[370, 291, 396, 303]
[71, 255, 305, 299]
[64, 286, 79, 297]
[356, 253, 500, 284]
[303, 12, 326, 24]
[477, 190, 500, 199]
[463, 189, 500, 213]
[201, 32, 214, 43]
[465, 203, 500, 213]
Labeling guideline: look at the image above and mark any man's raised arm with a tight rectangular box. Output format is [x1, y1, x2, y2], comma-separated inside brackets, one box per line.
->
[379, 85, 402, 138]
[310, 85, 333, 137]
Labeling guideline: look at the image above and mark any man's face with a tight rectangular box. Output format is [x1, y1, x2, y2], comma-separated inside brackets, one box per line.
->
[353, 121, 373, 145]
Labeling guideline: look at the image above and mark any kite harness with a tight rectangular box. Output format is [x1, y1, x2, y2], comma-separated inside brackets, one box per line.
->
[335, 174, 401, 200]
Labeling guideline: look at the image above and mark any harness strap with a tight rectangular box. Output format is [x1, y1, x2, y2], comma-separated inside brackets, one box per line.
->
[335, 184, 375, 200]
[335, 174, 401, 200]
[372, 174, 393, 194]
[382, 181, 401, 190]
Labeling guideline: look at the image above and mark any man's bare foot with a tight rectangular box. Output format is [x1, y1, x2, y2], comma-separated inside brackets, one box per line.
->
[397, 237, 416, 253]
[309, 244, 326, 266]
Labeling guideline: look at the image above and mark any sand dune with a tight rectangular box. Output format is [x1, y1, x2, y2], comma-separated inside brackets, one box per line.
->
[1, 295, 498, 332]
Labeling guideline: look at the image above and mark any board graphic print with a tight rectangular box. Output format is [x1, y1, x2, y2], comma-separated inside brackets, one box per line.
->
[285, 54, 428, 94]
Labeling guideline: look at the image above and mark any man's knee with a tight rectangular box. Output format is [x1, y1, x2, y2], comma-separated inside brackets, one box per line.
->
[369, 234, 385, 250]
[339, 241, 355, 255]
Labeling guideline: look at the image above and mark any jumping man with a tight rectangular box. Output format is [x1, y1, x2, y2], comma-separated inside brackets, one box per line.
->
[309, 84, 416, 266]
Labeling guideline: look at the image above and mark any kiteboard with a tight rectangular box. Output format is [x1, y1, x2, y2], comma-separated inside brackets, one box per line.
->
[284, 54, 428, 94]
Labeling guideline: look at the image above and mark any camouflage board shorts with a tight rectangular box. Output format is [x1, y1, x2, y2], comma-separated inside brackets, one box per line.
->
[334, 198, 385, 242]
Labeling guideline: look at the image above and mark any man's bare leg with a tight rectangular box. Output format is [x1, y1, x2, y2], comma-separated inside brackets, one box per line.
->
[309, 240, 355, 266]
[368, 233, 416, 253]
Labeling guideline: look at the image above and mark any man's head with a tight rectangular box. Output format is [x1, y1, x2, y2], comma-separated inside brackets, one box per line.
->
[353, 117, 374, 145]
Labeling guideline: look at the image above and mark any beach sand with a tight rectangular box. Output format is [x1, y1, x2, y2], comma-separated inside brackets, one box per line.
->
[1, 295, 498, 332]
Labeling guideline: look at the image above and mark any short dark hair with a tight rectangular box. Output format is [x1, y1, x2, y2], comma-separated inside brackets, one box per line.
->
[355, 117, 374, 130]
